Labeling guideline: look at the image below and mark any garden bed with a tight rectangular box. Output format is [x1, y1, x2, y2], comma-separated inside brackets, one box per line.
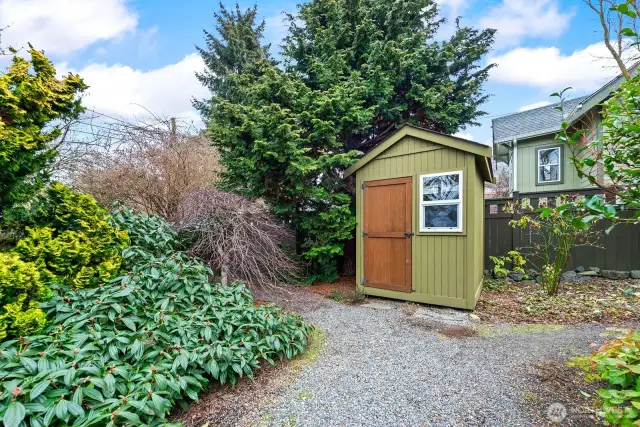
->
[476, 278, 640, 325]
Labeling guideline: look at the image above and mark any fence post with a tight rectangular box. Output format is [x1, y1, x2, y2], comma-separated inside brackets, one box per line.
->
[512, 191, 520, 252]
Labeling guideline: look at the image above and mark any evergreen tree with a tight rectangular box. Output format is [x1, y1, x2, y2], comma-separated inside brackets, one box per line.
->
[199, 0, 495, 281]
[0, 46, 86, 218]
[283, 0, 496, 151]
[194, 3, 273, 118]
[208, 60, 368, 281]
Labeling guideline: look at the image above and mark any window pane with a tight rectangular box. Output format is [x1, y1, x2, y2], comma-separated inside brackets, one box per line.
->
[423, 204, 458, 229]
[539, 148, 559, 165]
[422, 174, 459, 202]
[539, 165, 559, 182]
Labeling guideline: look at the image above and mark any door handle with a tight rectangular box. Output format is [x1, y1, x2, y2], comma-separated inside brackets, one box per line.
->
[404, 232, 414, 238]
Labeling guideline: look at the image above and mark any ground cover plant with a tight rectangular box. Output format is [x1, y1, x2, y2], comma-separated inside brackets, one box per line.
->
[476, 278, 639, 325]
[0, 206, 312, 427]
[592, 330, 640, 426]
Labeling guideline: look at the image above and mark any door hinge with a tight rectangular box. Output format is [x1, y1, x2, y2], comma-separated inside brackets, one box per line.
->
[404, 232, 415, 238]
[361, 183, 366, 190]
[361, 278, 368, 285]
[362, 231, 368, 237]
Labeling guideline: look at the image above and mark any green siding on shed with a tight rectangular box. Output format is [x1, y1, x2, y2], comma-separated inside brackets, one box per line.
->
[354, 133, 486, 309]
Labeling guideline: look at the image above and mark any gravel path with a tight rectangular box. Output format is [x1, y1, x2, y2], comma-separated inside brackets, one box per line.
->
[243, 295, 607, 427]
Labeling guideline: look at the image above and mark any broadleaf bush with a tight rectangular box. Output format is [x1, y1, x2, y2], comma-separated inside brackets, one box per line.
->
[108, 202, 179, 268]
[0, 206, 312, 426]
[592, 331, 640, 426]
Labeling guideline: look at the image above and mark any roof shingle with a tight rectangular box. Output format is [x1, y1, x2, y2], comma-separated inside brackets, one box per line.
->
[492, 96, 587, 144]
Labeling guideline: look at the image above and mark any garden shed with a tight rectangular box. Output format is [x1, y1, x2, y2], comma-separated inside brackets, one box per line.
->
[345, 124, 494, 309]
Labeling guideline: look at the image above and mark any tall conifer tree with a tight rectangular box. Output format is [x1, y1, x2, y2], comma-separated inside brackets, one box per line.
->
[198, 0, 495, 281]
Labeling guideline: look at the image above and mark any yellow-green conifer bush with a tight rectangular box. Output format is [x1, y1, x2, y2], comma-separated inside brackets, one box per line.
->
[0, 252, 48, 339]
[13, 183, 129, 289]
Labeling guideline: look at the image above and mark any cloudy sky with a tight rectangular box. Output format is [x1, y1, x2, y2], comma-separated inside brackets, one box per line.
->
[0, 0, 626, 144]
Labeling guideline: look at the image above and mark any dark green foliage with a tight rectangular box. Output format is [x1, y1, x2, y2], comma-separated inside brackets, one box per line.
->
[0, 47, 86, 217]
[109, 202, 179, 268]
[194, 3, 273, 118]
[0, 207, 312, 427]
[208, 61, 362, 281]
[283, 0, 496, 150]
[200, 0, 495, 281]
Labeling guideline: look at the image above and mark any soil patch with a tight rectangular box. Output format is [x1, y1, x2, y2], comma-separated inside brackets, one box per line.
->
[438, 325, 479, 339]
[524, 357, 605, 426]
[307, 276, 356, 295]
[476, 278, 639, 325]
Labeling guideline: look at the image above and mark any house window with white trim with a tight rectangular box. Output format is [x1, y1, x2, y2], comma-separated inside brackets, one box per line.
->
[537, 146, 562, 184]
[419, 171, 463, 232]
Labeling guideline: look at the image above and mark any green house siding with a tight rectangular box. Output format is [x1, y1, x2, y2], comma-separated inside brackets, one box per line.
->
[354, 134, 486, 309]
[516, 135, 595, 194]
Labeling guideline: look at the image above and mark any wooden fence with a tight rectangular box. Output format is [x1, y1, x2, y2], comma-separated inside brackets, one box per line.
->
[485, 189, 640, 272]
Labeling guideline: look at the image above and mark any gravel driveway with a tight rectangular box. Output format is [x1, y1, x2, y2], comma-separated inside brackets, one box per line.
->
[241, 294, 606, 427]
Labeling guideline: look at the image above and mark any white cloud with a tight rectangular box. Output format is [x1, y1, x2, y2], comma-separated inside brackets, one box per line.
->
[518, 101, 552, 112]
[489, 42, 628, 92]
[479, 0, 573, 48]
[0, 0, 137, 55]
[263, 12, 290, 51]
[453, 131, 474, 140]
[58, 54, 208, 123]
[437, 0, 470, 17]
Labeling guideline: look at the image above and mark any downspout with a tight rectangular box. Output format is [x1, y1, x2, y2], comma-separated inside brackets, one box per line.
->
[512, 138, 518, 193]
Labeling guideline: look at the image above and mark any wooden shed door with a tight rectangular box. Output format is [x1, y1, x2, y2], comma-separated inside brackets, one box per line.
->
[363, 177, 412, 293]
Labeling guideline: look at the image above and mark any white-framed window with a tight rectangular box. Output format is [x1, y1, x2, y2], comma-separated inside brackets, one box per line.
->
[537, 146, 562, 184]
[419, 170, 463, 232]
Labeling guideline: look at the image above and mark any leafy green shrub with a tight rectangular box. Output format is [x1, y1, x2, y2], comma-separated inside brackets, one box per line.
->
[505, 197, 600, 295]
[109, 202, 178, 267]
[592, 331, 640, 425]
[12, 183, 129, 289]
[489, 256, 508, 278]
[0, 209, 311, 426]
[489, 251, 527, 279]
[0, 253, 48, 340]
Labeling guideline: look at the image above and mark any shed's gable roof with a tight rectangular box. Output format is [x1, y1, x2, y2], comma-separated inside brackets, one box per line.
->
[344, 124, 493, 182]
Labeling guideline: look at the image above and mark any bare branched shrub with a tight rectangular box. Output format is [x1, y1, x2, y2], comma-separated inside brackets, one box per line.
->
[68, 115, 223, 219]
[175, 188, 300, 290]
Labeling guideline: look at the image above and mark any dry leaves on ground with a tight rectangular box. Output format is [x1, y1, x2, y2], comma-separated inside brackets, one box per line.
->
[476, 278, 640, 325]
